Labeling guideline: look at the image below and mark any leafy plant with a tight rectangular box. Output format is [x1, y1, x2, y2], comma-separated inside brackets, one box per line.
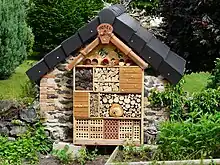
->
[149, 79, 186, 121]
[20, 79, 38, 105]
[186, 88, 220, 122]
[76, 148, 98, 165]
[149, 78, 220, 121]
[121, 143, 153, 162]
[0, 122, 53, 165]
[207, 58, 220, 89]
[52, 145, 73, 165]
[156, 113, 220, 160]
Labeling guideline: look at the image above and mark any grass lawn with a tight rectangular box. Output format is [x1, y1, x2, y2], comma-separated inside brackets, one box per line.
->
[183, 72, 211, 94]
[0, 60, 37, 100]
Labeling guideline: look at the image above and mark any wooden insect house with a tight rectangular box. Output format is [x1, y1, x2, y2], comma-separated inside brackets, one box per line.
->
[26, 4, 186, 145]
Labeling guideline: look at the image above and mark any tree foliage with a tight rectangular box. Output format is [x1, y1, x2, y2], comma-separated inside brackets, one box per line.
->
[106, 0, 159, 15]
[158, 0, 220, 72]
[27, 0, 104, 54]
[0, 0, 29, 79]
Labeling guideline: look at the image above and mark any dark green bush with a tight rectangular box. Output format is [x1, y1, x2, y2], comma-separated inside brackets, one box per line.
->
[28, 0, 104, 54]
[157, 113, 220, 160]
[158, 0, 220, 72]
[207, 58, 220, 89]
[0, 0, 29, 79]
[106, 0, 159, 15]
[0, 122, 53, 165]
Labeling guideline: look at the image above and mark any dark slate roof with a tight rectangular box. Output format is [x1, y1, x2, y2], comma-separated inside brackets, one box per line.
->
[26, 4, 186, 85]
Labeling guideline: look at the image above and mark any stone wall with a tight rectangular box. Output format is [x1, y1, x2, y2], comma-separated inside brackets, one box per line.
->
[0, 101, 39, 140]
[40, 57, 169, 143]
[40, 56, 74, 142]
[143, 98, 169, 144]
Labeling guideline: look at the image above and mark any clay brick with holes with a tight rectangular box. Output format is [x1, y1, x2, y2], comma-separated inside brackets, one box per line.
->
[104, 120, 119, 139]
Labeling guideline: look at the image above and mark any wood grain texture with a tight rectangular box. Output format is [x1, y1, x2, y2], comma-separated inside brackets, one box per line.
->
[73, 92, 89, 118]
[119, 67, 143, 93]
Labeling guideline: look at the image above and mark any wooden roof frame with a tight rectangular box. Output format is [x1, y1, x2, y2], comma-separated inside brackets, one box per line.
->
[66, 24, 148, 70]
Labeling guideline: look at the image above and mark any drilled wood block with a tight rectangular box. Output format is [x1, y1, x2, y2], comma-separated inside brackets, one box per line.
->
[133, 120, 141, 140]
[104, 120, 119, 139]
[119, 120, 141, 141]
[74, 119, 90, 139]
[90, 120, 103, 139]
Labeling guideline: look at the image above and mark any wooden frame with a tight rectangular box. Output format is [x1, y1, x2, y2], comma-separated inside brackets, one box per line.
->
[72, 23, 147, 146]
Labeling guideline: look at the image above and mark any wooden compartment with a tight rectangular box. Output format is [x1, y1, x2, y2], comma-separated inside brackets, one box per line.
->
[75, 68, 93, 91]
[119, 67, 142, 93]
[73, 92, 89, 118]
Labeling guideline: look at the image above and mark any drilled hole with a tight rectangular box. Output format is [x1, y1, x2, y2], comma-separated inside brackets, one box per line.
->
[92, 59, 98, 65]
[102, 58, 109, 65]
[83, 59, 91, 65]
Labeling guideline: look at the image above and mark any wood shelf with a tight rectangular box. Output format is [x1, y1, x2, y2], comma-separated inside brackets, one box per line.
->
[74, 139, 140, 145]
[89, 117, 141, 120]
[76, 65, 140, 68]
[94, 80, 119, 83]
[74, 90, 94, 92]
[93, 91, 141, 94]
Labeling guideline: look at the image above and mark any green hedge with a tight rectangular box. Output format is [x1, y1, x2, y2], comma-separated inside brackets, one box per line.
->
[28, 0, 104, 54]
[0, 0, 30, 79]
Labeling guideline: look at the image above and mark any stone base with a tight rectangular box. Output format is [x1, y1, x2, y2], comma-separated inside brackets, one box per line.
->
[53, 142, 83, 158]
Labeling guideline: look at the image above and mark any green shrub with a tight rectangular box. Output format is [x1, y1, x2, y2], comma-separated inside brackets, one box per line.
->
[150, 79, 220, 121]
[76, 148, 98, 165]
[186, 88, 220, 121]
[156, 113, 220, 160]
[0, 0, 29, 79]
[207, 58, 220, 89]
[0, 122, 53, 165]
[27, 0, 104, 54]
[149, 80, 187, 121]
[52, 145, 73, 165]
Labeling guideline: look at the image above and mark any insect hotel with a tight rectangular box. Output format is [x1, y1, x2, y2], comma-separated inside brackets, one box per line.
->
[26, 4, 186, 145]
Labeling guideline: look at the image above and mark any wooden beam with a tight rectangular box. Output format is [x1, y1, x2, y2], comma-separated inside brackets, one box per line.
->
[65, 53, 85, 71]
[80, 38, 100, 56]
[66, 38, 100, 70]
[74, 139, 140, 145]
[110, 34, 148, 70]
